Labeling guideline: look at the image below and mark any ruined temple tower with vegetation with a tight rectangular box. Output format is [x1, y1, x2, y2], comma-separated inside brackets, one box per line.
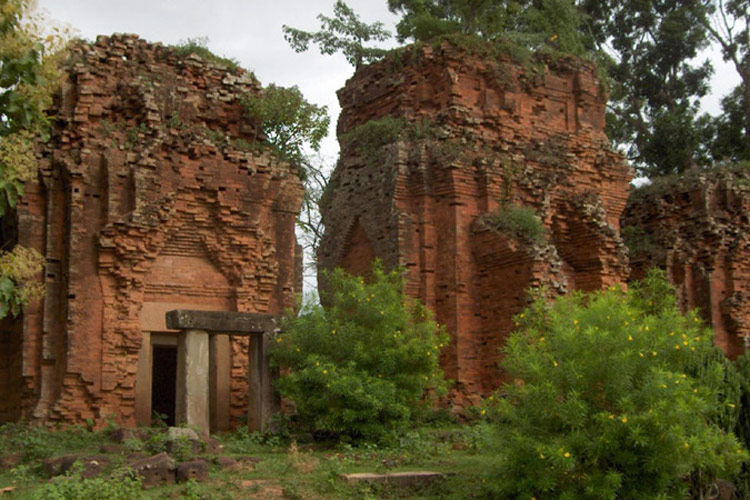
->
[623, 167, 750, 358]
[318, 39, 633, 405]
[0, 35, 304, 429]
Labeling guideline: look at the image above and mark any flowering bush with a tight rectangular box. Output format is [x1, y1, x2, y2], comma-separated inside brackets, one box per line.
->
[487, 270, 747, 500]
[270, 262, 448, 443]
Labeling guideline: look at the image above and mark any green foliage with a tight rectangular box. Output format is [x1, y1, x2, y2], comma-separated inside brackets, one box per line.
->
[580, 0, 713, 176]
[620, 225, 658, 258]
[340, 115, 405, 160]
[387, 0, 588, 56]
[270, 261, 449, 443]
[282, 1, 392, 67]
[486, 269, 747, 499]
[30, 468, 141, 500]
[0, 422, 102, 462]
[476, 204, 546, 244]
[244, 83, 329, 173]
[0, 244, 43, 318]
[170, 36, 240, 72]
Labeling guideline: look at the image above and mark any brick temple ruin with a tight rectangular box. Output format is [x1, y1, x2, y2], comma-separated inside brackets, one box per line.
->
[318, 41, 632, 405]
[623, 167, 750, 358]
[2, 34, 748, 428]
[0, 35, 304, 430]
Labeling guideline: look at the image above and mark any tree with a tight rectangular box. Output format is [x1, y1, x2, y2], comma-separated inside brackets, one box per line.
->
[244, 83, 330, 174]
[0, 0, 64, 319]
[702, 0, 750, 162]
[486, 271, 746, 499]
[580, 0, 715, 177]
[270, 261, 448, 443]
[387, 0, 588, 55]
[282, 0, 392, 68]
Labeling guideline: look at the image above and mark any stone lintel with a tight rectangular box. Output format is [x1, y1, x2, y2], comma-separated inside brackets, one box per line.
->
[166, 310, 278, 335]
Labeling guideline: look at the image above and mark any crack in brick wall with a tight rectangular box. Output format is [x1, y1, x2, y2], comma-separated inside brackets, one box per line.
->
[0, 34, 303, 426]
[319, 41, 632, 406]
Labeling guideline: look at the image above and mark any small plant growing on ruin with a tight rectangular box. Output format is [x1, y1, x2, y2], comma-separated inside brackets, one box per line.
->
[270, 261, 448, 443]
[485, 270, 747, 500]
[477, 204, 546, 244]
[171, 36, 240, 72]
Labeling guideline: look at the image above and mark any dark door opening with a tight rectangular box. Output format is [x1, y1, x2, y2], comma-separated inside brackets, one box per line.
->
[152, 345, 177, 426]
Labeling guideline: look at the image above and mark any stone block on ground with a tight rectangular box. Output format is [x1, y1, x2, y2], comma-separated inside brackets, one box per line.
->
[128, 452, 176, 488]
[342, 471, 446, 490]
[176, 459, 209, 483]
[43, 455, 111, 478]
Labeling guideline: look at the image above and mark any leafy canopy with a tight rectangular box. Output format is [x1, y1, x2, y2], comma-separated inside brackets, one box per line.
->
[0, 0, 64, 319]
[486, 270, 746, 499]
[270, 261, 448, 443]
[282, 0, 392, 67]
[244, 83, 329, 176]
[387, 0, 588, 55]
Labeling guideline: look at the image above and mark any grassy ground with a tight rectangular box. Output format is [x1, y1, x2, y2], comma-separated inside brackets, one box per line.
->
[0, 421, 499, 500]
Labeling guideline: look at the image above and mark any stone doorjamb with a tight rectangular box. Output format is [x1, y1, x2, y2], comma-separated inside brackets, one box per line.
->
[165, 310, 279, 435]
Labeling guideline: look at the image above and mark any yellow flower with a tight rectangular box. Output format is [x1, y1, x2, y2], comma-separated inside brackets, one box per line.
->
[683, 341, 688, 346]
[322, 369, 328, 375]
[276, 337, 283, 344]
[573, 319, 578, 325]
[675, 344, 681, 350]
[652, 351, 658, 356]
[729, 403, 736, 408]
[553, 360, 558, 367]
[669, 331, 675, 336]
[564, 452, 570, 458]
[628, 335, 633, 341]
[621, 416, 628, 423]
[481, 409, 486, 415]
[608, 414, 615, 419]
[684, 442, 689, 449]
[645, 325, 649, 331]
[539, 337, 545, 343]
[639, 352, 644, 358]
[315, 361, 320, 367]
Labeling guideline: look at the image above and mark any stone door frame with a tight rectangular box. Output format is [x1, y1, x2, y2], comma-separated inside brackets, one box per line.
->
[165, 310, 279, 435]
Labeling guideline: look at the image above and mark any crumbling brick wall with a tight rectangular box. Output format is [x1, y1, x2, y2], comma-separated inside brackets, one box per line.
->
[318, 40, 632, 405]
[0, 34, 303, 426]
[622, 168, 750, 358]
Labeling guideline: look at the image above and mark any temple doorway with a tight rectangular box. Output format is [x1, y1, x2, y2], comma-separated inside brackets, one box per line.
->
[151, 345, 177, 426]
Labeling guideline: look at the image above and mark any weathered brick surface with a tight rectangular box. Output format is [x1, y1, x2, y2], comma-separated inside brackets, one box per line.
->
[0, 34, 303, 425]
[319, 41, 631, 405]
[622, 168, 750, 358]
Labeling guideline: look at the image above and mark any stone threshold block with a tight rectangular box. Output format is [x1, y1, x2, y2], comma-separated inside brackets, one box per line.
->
[342, 471, 446, 489]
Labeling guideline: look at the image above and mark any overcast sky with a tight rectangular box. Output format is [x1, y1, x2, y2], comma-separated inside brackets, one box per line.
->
[36, 0, 740, 162]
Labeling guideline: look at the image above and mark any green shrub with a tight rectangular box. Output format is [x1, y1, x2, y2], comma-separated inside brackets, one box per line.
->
[30, 469, 141, 500]
[487, 270, 747, 500]
[270, 261, 448, 443]
[477, 204, 546, 244]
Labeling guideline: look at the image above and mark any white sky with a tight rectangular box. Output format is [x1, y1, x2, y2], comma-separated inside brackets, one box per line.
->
[36, 0, 740, 161]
